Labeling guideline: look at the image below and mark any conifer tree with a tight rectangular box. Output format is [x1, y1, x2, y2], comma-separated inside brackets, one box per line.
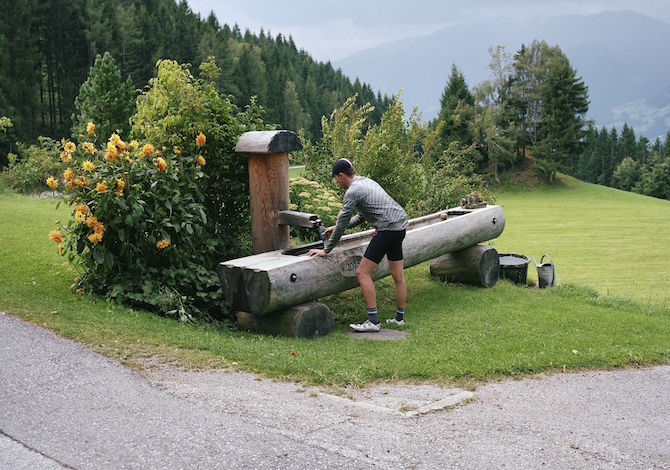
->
[72, 52, 136, 139]
[437, 64, 474, 147]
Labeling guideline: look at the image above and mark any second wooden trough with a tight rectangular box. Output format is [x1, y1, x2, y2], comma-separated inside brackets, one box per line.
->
[218, 204, 505, 316]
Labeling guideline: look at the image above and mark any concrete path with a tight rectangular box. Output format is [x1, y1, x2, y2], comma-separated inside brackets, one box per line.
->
[1, 313, 669, 469]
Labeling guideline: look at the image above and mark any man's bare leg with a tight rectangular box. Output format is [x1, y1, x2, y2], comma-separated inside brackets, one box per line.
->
[388, 259, 407, 308]
[356, 257, 378, 309]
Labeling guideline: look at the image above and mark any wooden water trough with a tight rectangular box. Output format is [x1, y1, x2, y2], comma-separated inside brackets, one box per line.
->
[222, 130, 505, 337]
[218, 205, 505, 317]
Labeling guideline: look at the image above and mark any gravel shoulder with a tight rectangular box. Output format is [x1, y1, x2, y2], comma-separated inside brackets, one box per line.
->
[1, 313, 669, 469]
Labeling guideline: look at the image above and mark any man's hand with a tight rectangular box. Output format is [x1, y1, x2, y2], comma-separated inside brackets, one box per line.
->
[308, 249, 326, 257]
[324, 226, 335, 237]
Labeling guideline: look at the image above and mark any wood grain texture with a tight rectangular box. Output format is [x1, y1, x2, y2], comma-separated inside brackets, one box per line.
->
[430, 244, 500, 287]
[248, 152, 290, 253]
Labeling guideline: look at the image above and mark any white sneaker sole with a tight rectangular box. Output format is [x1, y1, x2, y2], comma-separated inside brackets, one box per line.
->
[386, 319, 405, 326]
[349, 323, 381, 332]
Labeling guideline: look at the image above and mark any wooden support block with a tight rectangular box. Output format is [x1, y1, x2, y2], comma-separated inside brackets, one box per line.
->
[430, 244, 500, 288]
[236, 301, 336, 338]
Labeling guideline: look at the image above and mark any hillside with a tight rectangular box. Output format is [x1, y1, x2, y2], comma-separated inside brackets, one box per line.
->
[335, 11, 670, 138]
[493, 174, 670, 305]
[0, 0, 388, 144]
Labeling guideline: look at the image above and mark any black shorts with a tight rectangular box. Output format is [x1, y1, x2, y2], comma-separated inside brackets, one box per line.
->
[363, 230, 406, 264]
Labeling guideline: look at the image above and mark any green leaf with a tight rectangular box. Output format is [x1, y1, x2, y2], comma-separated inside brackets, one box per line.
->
[94, 248, 104, 264]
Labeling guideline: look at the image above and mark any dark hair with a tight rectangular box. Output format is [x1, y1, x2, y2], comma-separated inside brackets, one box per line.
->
[332, 158, 355, 177]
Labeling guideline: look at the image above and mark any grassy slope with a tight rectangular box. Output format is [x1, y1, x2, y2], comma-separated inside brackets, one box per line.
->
[0, 177, 669, 386]
[492, 174, 670, 305]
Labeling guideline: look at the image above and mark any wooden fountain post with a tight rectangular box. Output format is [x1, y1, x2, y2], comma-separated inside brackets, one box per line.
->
[235, 130, 302, 254]
[233, 130, 336, 338]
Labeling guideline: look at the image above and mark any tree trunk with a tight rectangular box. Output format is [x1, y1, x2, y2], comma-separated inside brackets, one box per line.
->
[219, 205, 505, 315]
[429, 244, 499, 288]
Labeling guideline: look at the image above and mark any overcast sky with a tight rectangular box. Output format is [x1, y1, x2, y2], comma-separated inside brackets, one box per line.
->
[186, 0, 670, 61]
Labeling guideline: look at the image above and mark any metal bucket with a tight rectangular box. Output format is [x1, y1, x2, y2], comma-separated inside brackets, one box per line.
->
[498, 254, 529, 285]
[532, 254, 556, 288]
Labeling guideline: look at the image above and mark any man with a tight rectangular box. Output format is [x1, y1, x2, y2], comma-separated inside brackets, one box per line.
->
[309, 158, 409, 332]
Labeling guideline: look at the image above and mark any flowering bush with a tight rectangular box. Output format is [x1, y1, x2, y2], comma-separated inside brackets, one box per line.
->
[46, 58, 266, 321]
[0, 138, 62, 193]
[288, 176, 342, 241]
[47, 128, 223, 320]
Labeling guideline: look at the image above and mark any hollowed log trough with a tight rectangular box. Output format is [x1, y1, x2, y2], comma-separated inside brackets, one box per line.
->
[218, 205, 505, 317]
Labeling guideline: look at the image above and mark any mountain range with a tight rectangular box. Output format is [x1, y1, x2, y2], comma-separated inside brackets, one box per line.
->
[334, 10, 670, 139]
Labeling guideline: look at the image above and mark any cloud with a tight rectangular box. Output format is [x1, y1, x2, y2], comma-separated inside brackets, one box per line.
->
[186, 0, 670, 60]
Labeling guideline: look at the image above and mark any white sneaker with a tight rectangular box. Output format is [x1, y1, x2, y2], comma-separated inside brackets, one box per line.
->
[386, 318, 405, 326]
[349, 319, 381, 332]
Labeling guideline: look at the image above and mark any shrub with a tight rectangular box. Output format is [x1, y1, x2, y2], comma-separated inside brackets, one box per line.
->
[0, 137, 61, 193]
[301, 93, 489, 219]
[47, 58, 265, 321]
[288, 176, 341, 241]
[47, 131, 221, 320]
[131, 58, 266, 259]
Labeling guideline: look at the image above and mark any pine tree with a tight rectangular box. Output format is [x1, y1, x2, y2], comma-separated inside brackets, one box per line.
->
[72, 52, 136, 139]
[437, 64, 474, 147]
[533, 55, 588, 182]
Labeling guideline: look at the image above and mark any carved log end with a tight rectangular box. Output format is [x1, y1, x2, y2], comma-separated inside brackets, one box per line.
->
[430, 244, 500, 288]
[236, 301, 335, 338]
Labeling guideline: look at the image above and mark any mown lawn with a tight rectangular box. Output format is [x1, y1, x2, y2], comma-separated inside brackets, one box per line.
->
[492, 174, 670, 305]
[0, 176, 669, 386]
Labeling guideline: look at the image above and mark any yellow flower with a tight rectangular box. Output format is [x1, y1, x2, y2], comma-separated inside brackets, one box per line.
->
[63, 168, 74, 181]
[196, 155, 206, 166]
[66, 179, 76, 189]
[82, 142, 95, 155]
[155, 157, 167, 172]
[105, 142, 118, 162]
[196, 132, 206, 147]
[64, 141, 76, 154]
[58, 243, 63, 255]
[173, 146, 181, 155]
[76, 287, 84, 294]
[86, 121, 96, 136]
[125, 156, 133, 164]
[96, 181, 107, 193]
[88, 232, 103, 245]
[82, 160, 95, 172]
[142, 144, 155, 156]
[129, 140, 139, 150]
[74, 204, 89, 223]
[298, 191, 311, 199]
[109, 133, 126, 153]
[49, 230, 63, 243]
[288, 203, 298, 210]
[156, 239, 170, 249]
[60, 151, 72, 163]
[46, 176, 58, 189]
[115, 178, 125, 196]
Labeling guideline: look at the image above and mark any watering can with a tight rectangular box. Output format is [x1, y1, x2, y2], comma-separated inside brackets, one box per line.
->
[532, 254, 556, 288]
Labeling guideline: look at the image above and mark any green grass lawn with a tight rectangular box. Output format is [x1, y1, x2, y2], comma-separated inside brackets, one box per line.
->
[492, 174, 670, 306]
[0, 176, 669, 386]
[289, 165, 305, 178]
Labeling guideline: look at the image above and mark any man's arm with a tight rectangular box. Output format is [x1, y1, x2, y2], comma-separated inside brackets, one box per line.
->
[347, 214, 363, 229]
[323, 191, 357, 253]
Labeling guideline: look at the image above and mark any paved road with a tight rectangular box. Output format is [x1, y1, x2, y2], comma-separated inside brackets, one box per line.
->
[1, 313, 669, 469]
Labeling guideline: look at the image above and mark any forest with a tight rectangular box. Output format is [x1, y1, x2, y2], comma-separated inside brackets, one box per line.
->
[1, 0, 669, 201]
